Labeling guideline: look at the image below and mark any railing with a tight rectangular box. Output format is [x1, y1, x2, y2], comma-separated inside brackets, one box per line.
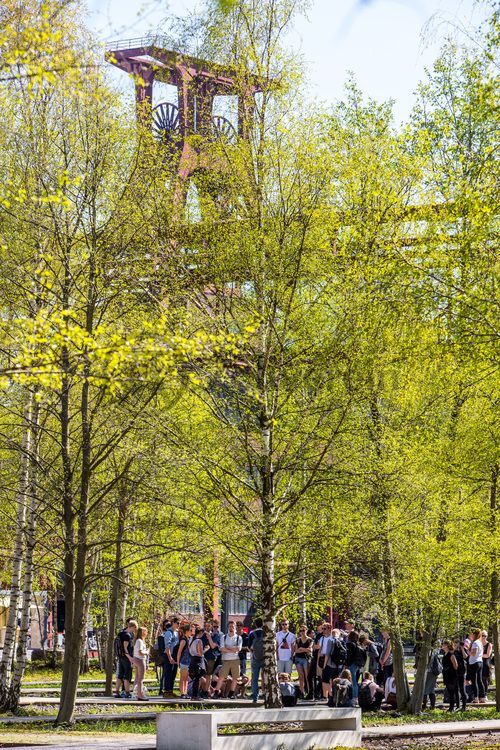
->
[105, 35, 166, 51]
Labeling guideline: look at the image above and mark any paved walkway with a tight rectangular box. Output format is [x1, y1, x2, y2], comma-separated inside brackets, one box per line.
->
[4, 716, 500, 749]
[364, 717, 500, 738]
[0, 732, 156, 750]
[17, 695, 262, 709]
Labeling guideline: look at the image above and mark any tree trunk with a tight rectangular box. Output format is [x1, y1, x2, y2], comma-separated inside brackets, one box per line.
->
[57, 244, 96, 723]
[261, 542, 281, 708]
[56, 466, 88, 722]
[257, 333, 281, 709]
[382, 538, 410, 710]
[105, 496, 125, 695]
[50, 593, 58, 668]
[56, 370, 90, 723]
[489, 463, 499, 711]
[0, 397, 33, 701]
[55, 339, 77, 724]
[369, 390, 409, 710]
[3, 401, 39, 712]
[299, 566, 307, 625]
[118, 570, 129, 626]
[407, 629, 432, 714]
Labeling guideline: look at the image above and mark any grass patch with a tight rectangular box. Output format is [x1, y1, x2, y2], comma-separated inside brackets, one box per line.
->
[0, 719, 157, 734]
[23, 665, 106, 683]
[362, 706, 500, 726]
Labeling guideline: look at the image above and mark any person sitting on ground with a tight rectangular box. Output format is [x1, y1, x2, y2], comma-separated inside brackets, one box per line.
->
[278, 672, 298, 706]
[220, 674, 235, 698]
[329, 669, 354, 707]
[234, 673, 250, 698]
[207, 665, 218, 697]
[358, 671, 384, 711]
[383, 674, 397, 708]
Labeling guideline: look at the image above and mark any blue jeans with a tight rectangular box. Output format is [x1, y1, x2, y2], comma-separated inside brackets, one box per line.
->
[348, 664, 359, 698]
[162, 657, 177, 692]
[251, 658, 262, 701]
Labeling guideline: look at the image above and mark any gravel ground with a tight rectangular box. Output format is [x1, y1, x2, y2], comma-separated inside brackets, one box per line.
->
[364, 734, 500, 750]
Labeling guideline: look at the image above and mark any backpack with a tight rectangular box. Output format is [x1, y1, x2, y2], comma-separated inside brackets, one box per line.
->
[252, 630, 264, 662]
[354, 644, 367, 668]
[150, 634, 165, 667]
[430, 652, 442, 676]
[329, 637, 347, 666]
[358, 682, 374, 710]
[150, 641, 160, 667]
[113, 631, 125, 659]
[328, 678, 351, 707]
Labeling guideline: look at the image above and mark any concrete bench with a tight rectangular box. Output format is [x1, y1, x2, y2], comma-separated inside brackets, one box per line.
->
[157, 706, 361, 750]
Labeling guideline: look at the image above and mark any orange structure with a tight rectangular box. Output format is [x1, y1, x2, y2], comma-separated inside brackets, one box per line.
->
[106, 37, 262, 213]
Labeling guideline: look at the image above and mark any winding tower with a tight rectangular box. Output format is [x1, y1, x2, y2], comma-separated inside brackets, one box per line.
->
[106, 37, 261, 216]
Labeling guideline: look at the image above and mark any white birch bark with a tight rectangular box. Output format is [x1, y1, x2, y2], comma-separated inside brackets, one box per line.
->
[0, 397, 33, 698]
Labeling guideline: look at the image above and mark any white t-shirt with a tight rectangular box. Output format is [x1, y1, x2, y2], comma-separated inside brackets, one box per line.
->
[319, 635, 333, 655]
[276, 630, 296, 661]
[469, 639, 483, 665]
[384, 676, 396, 700]
[133, 638, 148, 658]
[220, 633, 242, 661]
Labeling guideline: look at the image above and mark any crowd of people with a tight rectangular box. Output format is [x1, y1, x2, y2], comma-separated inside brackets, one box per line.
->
[112, 616, 494, 711]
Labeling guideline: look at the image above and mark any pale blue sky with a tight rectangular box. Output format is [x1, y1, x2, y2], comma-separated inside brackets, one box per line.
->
[87, 0, 483, 123]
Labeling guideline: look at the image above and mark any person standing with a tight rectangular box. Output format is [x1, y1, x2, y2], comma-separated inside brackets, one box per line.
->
[442, 641, 458, 712]
[156, 618, 169, 694]
[346, 631, 366, 702]
[468, 628, 485, 703]
[316, 623, 333, 699]
[162, 617, 180, 697]
[294, 625, 313, 698]
[202, 620, 221, 680]
[379, 630, 393, 683]
[248, 617, 264, 704]
[133, 626, 149, 701]
[215, 621, 242, 698]
[114, 619, 137, 699]
[176, 623, 191, 699]
[423, 647, 442, 710]
[236, 621, 249, 677]
[276, 620, 296, 675]
[360, 633, 379, 682]
[308, 621, 325, 699]
[343, 620, 355, 641]
[452, 637, 468, 711]
[481, 631, 492, 697]
[188, 626, 207, 699]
